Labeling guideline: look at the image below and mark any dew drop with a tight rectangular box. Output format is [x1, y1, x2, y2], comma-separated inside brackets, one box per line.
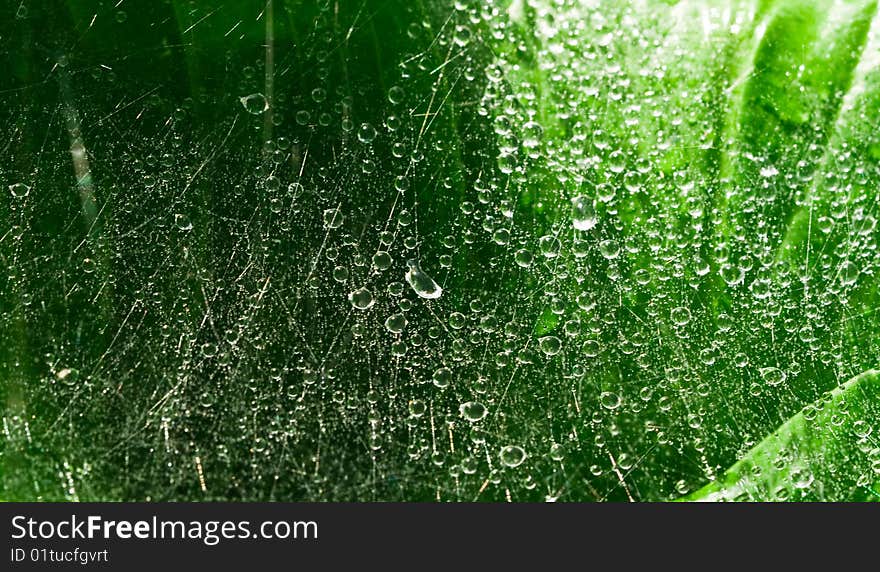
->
[538, 335, 562, 356]
[373, 251, 393, 271]
[348, 287, 375, 310]
[174, 213, 192, 231]
[599, 391, 621, 410]
[538, 235, 561, 258]
[514, 248, 534, 268]
[522, 121, 543, 149]
[459, 401, 487, 422]
[357, 123, 377, 144]
[571, 195, 597, 231]
[840, 260, 859, 287]
[760, 366, 786, 387]
[56, 367, 80, 387]
[9, 183, 30, 198]
[239, 93, 268, 115]
[598, 239, 620, 260]
[405, 259, 442, 299]
[384, 313, 407, 334]
[499, 445, 526, 468]
[670, 306, 691, 326]
[388, 86, 405, 105]
[323, 207, 344, 229]
[432, 366, 452, 388]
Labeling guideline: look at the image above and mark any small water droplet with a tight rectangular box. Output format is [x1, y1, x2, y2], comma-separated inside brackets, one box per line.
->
[840, 260, 859, 287]
[348, 287, 375, 310]
[388, 86, 405, 105]
[239, 93, 268, 115]
[538, 335, 562, 356]
[670, 306, 691, 326]
[760, 366, 786, 387]
[432, 367, 453, 389]
[357, 123, 377, 144]
[514, 249, 534, 268]
[384, 313, 407, 334]
[174, 213, 192, 231]
[598, 239, 620, 260]
[323, 207, 344, 229]
[459, 401, 487, 422]
[56, 367, 80, 387]
[600, 391, 621, 410]
[9, 183, 30, 198]
[538, 235, 561, 258]
[499, 445, 526, 468]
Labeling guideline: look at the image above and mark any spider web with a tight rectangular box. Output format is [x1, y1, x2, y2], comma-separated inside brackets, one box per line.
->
[3, 0, 880, 502]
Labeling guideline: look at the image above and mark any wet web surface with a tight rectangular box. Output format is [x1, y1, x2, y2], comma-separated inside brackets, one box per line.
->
[3, 0, 880, 501]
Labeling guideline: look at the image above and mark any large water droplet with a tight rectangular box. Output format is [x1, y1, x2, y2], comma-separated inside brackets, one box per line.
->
[405, 259, 442, 299]
[571, 195, 597, 231]
[357, 123, 377, 144]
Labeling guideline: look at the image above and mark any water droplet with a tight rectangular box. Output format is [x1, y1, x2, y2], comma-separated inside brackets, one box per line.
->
[373, 251, 393, 271]
[408, 399, 426, 417]
[571, 195, 597, 231]
[9, 183, 30, 198]
[670, 306, 691, 326]
[384, 313, 407, 334]
[720, 263, 744, 286]
[853, 420, 872, 438]
[348, 287, 375, 310]
[453, 25, 472, 47]
[522, 121, 543, 149]
[598, 239, 620, 260]
[790, 465, 814, 490]
[323, 207, 344, 229]
[538, 235, 561, 258]
[538, 335, 562, 356]
[840, 260, 859, 287]
[459, 401, 487, 422]
[388, 86, 405, 105]
[432, 366, 453, 388]
[405, 259, 442, 299]
[499, 445, 526, 468]
[239, 93, 268, 115]
[760, 367, 786, 387]
[600, 391, 621, 410]
[56, 367, 80, 387]
[357, 123, 377, 144]
[174, 213, 192, 231]
[514, 249, 534, 268]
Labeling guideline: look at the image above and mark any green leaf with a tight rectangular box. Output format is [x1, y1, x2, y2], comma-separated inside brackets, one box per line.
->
[682, 369, 880, 501]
